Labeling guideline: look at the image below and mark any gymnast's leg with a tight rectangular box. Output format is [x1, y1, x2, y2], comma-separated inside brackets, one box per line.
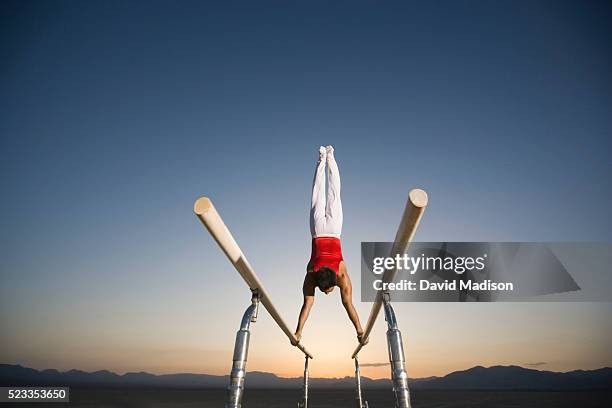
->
[325, 145, 343, 237]
[310, 146, 327, 238]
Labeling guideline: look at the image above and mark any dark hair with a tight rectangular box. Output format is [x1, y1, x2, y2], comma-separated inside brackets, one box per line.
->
[315, 267, 337, 291]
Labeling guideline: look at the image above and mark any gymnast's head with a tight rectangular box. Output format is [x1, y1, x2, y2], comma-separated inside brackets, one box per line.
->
[315, 266, 337, 294]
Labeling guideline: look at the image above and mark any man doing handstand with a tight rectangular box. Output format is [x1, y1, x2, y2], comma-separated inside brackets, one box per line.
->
[294, 146, 367, 345]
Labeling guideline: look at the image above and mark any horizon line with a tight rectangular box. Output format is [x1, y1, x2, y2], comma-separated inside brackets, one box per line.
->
[3, 362, 611, 381]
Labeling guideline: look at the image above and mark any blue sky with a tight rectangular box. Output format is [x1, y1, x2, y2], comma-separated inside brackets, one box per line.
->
[1, 0, 611, 377]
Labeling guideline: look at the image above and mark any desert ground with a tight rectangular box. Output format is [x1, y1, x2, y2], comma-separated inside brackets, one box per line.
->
[11, 387, 612, 408]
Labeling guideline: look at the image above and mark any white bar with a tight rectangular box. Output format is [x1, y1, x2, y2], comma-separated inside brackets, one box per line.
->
[352, 189, 428, 358]
[194, 197, 314, 359]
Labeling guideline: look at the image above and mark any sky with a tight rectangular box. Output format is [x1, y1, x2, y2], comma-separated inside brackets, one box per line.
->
[1, 0, 611, 379]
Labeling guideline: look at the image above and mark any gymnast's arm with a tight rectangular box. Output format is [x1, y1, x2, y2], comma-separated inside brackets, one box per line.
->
[293, 273, 316, 344]
[338, 263, 367, 343]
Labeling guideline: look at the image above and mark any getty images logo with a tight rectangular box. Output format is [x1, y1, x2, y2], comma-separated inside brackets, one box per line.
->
[371, 253, 488, 275]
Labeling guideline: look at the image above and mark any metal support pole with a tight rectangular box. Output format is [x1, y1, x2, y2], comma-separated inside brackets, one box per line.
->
[354, 356, 368, 408]
[226, 291, 259, 408]
[383, 293, 411, 408]
[297, 356, 309, 408]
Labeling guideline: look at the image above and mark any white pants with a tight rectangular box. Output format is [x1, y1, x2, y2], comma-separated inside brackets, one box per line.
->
[310, 153, 343, 238]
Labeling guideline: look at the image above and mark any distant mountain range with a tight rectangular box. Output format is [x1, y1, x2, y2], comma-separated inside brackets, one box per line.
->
[1, 364, 611, 390]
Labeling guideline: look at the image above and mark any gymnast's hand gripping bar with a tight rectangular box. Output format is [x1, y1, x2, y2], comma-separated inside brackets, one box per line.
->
[351, 189, 428, 359]
[194, 196, 314, 359]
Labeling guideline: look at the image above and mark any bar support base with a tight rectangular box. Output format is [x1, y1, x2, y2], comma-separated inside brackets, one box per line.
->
[225, 291, 259, 408]
[383, 294, 411, 408]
